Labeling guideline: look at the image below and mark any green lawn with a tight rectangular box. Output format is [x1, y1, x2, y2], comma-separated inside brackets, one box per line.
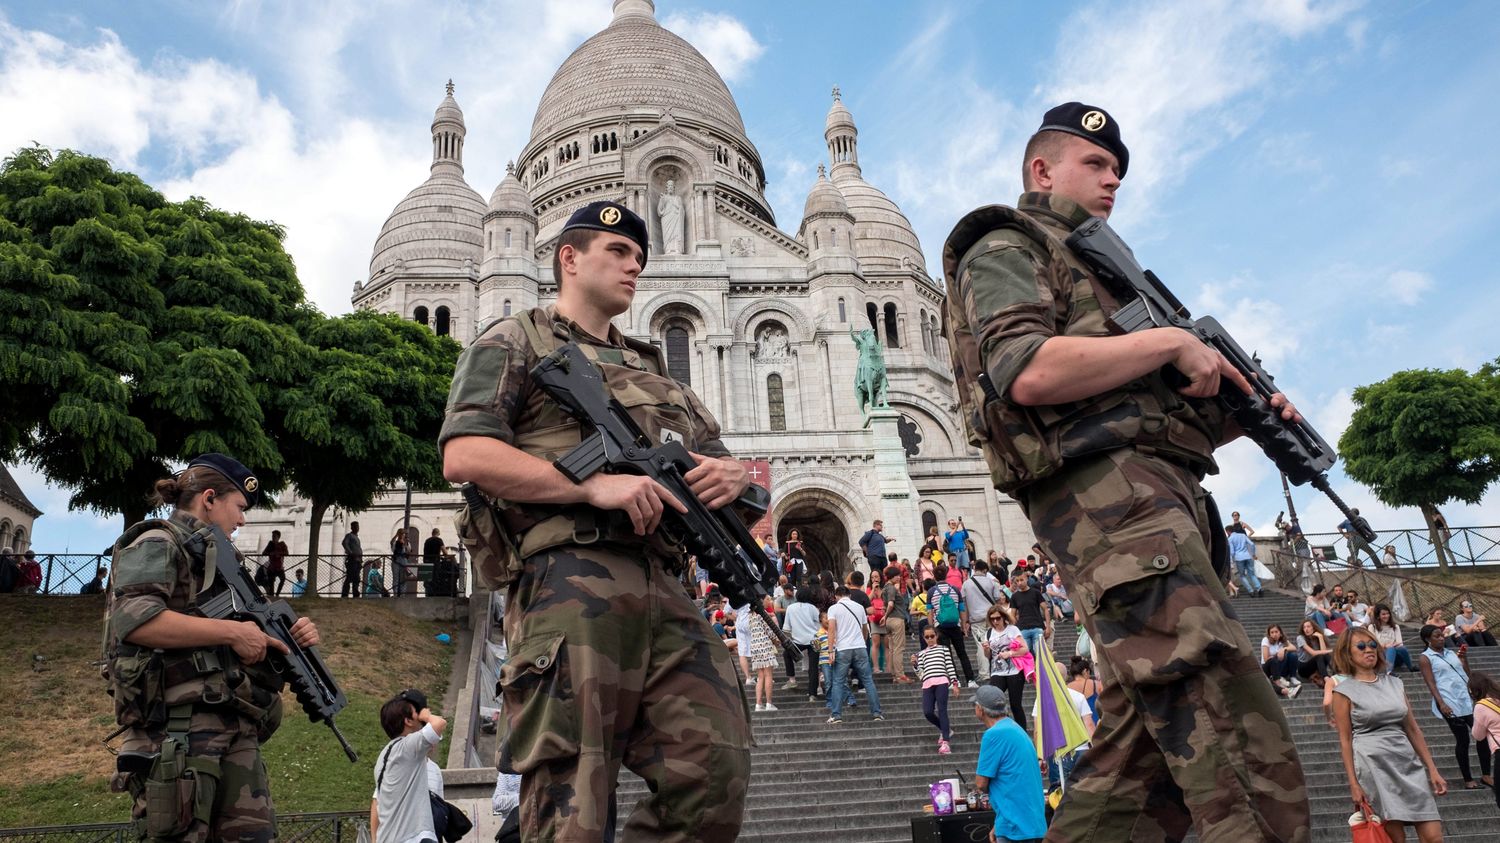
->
[0, 595, 456, 828]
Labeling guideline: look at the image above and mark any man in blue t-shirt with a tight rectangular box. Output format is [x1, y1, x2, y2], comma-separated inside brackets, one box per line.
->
[973, 684, 1046, 843]
[1225, 523, 1263, 597]
[944, 517, 971, 572]
[858, 520, 888, 570]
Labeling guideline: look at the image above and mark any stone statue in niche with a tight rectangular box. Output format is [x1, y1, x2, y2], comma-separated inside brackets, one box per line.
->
[756, 325, 789, 359]
[657, 178, 685, 255]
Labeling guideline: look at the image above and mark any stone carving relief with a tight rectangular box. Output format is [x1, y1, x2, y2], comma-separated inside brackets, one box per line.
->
[755, 324, 789, 359]
[730, 236, 755, 257]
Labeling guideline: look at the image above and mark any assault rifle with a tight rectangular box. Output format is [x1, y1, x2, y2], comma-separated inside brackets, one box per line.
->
[531, 343, 798, 657]
[196, 526, 359, 761]
[1065, 216, 1377, 543]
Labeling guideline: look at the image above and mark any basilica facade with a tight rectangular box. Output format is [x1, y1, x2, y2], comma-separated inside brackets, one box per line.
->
[248, 0, 1035, 576]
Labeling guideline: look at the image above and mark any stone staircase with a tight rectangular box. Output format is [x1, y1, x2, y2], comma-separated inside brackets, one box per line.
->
[606, 588, 1497, 841]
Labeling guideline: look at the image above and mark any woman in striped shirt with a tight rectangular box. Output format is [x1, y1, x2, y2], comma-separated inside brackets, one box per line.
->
[914, 627, 960, 755]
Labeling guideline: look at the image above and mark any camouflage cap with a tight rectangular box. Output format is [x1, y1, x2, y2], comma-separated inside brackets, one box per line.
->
[562, 200, 650, 268]
[186, 453, 261, 506]
[1038, 102, 1129, 177]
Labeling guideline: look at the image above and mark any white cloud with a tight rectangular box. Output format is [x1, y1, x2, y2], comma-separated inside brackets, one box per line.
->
[1384, 269, 1433, 305]
[662, 12, 763, 84]
[1037, 0, 1357, 219]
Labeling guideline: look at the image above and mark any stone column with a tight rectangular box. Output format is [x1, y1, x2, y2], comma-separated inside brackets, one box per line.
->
[865, 407, 919, 558]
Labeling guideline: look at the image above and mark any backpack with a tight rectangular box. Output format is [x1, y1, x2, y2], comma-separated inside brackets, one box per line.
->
[934, 585, 961, 627]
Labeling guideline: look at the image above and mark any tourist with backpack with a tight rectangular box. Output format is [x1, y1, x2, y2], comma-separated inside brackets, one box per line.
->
[927, 565, 977, 687]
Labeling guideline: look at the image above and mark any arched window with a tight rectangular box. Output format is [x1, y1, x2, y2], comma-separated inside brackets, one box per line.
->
[505, 229, 513, 248]
[503, 299, 512, 317]
[434, 306, 451, 337]
[767, 374, 786, 431]
[486, 231, 493, 250]
[665, 322, 692, 385]
[413, 306, 429, 326]
[11, 526, 24, 553]
[930, 313, 940, 352]
[812, 231, 819, 249]
[919, 308, 930, 352]
[883, 303, 899, 348]
[866, 302, 879, 333]
[610, 132, 617, 150]
[837, 297, 846, 322]
[922, 510, 938, 540]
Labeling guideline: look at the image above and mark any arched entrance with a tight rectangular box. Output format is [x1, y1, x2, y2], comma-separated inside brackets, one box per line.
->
[778, 505, 849, 581]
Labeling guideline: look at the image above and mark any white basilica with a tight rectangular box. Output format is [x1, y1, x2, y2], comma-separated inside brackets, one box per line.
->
[250, 0, 1035, 576]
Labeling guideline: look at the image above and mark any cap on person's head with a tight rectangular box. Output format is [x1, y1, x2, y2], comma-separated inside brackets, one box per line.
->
[561, 200, 649, 267]
[1038, 102, 1129, 178]
[186, 453, 261, 506]
[974, 684, 1007, 715]
[397, 688, 428, 712]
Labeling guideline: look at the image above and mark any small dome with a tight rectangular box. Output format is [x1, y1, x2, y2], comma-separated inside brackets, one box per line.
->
[833, 175, 925, 269]
[368, 173, 485, 279]
[801, 165, 849, 220]
[434, 80, 464, 128]
[825, 86, 855, 134]
[488, 161, 532, 214]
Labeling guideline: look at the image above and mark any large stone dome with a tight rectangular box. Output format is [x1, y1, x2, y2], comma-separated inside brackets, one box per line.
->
[528, 0, 748, 147]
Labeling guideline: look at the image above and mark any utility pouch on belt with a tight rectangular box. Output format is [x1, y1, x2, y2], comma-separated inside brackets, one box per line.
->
[456, 483, 523, 590]
[105, 647, 167, 730]
[140, 736, 219, 839]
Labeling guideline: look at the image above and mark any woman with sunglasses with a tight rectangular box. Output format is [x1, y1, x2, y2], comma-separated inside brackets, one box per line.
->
[913, 626, 961, 755]
[979, 606, 1028, 734]
[1332, 627, 1445, 842]
[1454, 600, 1496, 647]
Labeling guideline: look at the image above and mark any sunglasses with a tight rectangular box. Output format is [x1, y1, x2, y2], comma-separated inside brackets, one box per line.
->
[1353, 641, 1378, 651]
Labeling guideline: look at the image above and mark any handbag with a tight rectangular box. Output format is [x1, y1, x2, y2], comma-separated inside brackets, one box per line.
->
[1348, 800, 1383, 843]
[431, 792, 472, 842]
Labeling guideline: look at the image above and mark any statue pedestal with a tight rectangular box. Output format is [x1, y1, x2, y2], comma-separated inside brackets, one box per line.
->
[863, 408, 919, 571]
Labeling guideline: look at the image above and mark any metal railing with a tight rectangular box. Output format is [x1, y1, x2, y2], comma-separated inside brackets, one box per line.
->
[1298, 525, 1500, 569]
[10, 553, 467, 599]
[0, 812, 367, 842]
[1264, 548, 1500, 628]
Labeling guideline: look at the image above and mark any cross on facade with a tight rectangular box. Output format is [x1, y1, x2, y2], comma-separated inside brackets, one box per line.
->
[747, 465, 764, 482]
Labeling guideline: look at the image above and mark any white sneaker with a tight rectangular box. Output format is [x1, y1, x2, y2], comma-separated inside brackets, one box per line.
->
[781, 678, 798, 690]
[754, 703, 764, 712]
[967, 680, 979, 688]
[763, 703, 778, 712]
[1286, 684, 1302, 699]
[1275, 678, 1290, 689]
[746, 677, 756, 686]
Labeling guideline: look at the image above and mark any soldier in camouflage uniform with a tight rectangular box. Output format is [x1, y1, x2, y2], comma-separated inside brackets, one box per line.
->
[442, 200, 752, 842]
[942, 104, 1310, 842]
[103, 454, 321, 842]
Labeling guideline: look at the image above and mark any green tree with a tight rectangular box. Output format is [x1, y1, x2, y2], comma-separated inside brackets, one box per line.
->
[275, 310, 459, 589]
[0, 147, 301, 525]
[1338, 368, 1500, 571]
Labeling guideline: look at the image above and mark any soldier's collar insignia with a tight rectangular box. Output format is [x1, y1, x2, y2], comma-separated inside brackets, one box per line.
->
[1081, 110, 1107, 132]
[600, 206, 622, 226]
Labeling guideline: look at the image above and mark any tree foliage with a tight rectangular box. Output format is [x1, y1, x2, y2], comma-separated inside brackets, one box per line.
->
[1339, 367, 1500, 569]
[0, 147, 459, 544]
[275, 310, 459, 586]
[0, 147, 302, 524]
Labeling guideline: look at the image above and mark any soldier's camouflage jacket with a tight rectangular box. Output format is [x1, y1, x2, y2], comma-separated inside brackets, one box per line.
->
[941, 192, 1228, 493]
[441, 305, 730, 586]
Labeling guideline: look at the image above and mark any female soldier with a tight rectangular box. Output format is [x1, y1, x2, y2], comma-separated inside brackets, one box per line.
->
[104, 454, 321, 843]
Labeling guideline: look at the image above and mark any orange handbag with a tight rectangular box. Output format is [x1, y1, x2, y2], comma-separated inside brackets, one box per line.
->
[1349, 800, 1383, 843]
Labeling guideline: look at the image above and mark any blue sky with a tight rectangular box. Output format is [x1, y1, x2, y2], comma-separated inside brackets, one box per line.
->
[3, 0, 1498, 554]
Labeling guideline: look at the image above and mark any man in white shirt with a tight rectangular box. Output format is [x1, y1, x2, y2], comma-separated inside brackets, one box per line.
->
[783, 588, 822, 700]
[825, 585, 884, 724]
[372, 689, 448, 843]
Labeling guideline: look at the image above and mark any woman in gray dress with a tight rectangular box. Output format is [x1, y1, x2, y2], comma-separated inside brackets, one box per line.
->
[1332, 626, 1447, 843]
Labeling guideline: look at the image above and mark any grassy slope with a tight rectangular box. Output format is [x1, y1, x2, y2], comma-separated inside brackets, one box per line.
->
[0, 595, 459, 828]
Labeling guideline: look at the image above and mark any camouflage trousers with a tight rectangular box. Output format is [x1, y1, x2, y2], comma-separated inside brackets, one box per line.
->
[113, 710, 275, 843]
[499, 543, 752, 842]
[1021, 448, 1309, 843]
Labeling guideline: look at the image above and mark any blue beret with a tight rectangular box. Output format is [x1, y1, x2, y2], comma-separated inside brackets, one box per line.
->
[561, 200, 650, 268]
[1038, 102, 1129, 178]
[186, 453, 261, 506]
